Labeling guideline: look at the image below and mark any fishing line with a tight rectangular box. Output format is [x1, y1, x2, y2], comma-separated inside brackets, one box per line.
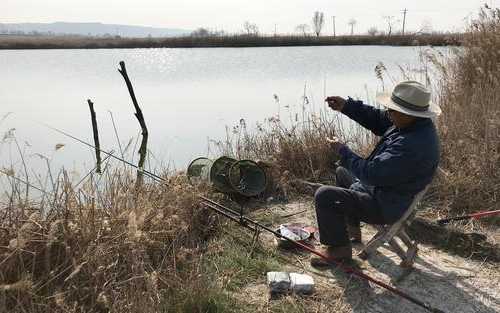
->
[37, 121, 165, 182]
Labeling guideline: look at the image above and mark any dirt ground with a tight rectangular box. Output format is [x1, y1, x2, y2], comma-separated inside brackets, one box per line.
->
[240, 200, 500, 313]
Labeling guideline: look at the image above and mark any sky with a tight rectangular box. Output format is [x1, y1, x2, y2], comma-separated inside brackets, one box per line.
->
[1, 0, 494, 34]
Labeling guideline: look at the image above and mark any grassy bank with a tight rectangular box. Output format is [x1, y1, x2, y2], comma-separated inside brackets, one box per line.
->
[0, 33, 461, 50]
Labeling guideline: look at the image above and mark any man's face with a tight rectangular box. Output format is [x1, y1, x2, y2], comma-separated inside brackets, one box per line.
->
[388, 109, 416, 128]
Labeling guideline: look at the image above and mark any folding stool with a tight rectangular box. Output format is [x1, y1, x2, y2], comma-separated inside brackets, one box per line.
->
[358, 186, 429, 268]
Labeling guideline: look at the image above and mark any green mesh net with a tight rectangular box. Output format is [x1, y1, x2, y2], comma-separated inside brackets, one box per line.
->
[210, 156, 238, 193]
[189, 156, 267, 196]
[187, 157, 213, 184]
[228, 160, 267, 197]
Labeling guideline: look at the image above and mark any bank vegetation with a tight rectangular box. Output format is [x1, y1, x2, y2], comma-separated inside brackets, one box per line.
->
[0, 33, 460, 50]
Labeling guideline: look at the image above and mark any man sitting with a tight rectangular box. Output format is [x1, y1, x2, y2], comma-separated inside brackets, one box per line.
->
[311, 81, 441, 266]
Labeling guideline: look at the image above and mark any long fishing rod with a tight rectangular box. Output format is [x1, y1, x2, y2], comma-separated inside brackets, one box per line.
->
[40, 122, 165, 182]
[200, 196, 445, 313]
[437, 209, 500, 225]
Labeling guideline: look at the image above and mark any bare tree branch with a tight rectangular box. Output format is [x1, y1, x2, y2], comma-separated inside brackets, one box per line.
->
[383, 16, 398, 36]
[312, 11, 325, 37]
[295, 24, 310, 36]
[348, 18, 357, 35]
[87, 99, 102, 174]
[118, 61, 148, 188]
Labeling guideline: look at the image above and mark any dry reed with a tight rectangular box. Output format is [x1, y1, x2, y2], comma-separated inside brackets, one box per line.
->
[432, 7, 500, 221]
[207, 95, 377, 201]
[0, 164, 217, 312]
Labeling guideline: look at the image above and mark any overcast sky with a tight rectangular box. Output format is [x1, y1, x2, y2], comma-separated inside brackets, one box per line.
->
[1, 0, 493, 34]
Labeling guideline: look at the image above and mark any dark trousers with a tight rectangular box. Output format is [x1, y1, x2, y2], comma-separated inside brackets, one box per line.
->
[314, 167, 386, 247]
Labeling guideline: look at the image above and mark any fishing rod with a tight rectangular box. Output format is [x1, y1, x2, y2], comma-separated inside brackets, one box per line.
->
[200, 196, 445, 313]
[437, 209, 500, 225]
[40, 122, 165, 182]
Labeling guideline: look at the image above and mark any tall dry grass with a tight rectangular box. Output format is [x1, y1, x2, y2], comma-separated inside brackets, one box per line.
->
[433, 7, 500, 218]
[0, 163, 219, 312]
[209, 95, 375, 194]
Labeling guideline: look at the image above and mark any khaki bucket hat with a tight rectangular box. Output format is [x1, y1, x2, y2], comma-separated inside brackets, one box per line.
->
[376, 81, 442, 118]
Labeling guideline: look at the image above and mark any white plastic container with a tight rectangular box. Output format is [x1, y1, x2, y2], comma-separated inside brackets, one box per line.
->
[267, 272, 314, 295]
[267, 272, 291, 293]
[289, 273, 315, 294]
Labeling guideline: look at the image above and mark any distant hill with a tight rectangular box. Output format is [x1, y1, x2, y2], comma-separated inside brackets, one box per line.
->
[0, 22, 191, 37]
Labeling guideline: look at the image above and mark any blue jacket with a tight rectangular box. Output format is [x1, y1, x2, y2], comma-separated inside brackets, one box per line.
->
[338, 98, 440, 222]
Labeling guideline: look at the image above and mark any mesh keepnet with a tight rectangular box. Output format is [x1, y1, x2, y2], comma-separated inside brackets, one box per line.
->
[188, 156, 267, 197]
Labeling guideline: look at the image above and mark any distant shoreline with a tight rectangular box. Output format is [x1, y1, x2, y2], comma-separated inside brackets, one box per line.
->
[0, 34, 461, 50]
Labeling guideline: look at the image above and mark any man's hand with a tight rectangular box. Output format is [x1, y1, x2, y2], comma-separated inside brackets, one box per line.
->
[326, 136, 346, 154]
[325, 96, 346, 112]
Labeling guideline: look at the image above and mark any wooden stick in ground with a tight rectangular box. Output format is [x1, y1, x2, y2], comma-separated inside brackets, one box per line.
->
[118, 61, 148, 187]
[87, 99, 102, 174]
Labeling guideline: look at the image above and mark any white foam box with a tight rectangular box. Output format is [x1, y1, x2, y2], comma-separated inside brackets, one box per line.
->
[289, 273, 315, 294]
[266, 272, 291, 294]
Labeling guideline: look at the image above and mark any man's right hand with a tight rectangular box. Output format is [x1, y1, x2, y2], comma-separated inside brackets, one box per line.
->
[325, 96, 346, 112]
[326, 136, 346, 154]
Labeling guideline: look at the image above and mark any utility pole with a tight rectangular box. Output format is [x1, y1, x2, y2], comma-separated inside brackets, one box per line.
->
[402, 8, 407, 35]
[332, 16, 336, 37]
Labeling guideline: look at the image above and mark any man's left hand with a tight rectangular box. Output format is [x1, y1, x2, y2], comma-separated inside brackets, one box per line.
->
[326, 136, 346, 154]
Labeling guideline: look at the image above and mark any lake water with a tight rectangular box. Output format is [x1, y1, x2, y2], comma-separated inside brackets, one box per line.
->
[0, 46, 441, 182]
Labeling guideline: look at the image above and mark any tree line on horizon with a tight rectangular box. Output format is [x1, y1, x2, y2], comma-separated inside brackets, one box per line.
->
[191, 11, 437, 38]
[1, 10, 442, 39]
